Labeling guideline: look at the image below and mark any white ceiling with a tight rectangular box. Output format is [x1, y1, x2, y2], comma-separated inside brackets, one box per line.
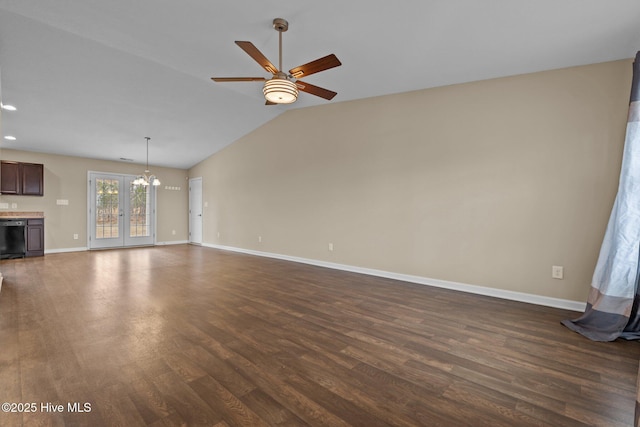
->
[1, 1, 639, 169]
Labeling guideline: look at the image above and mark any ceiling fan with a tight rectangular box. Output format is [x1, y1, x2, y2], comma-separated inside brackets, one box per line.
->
[211, 18, 342, 105]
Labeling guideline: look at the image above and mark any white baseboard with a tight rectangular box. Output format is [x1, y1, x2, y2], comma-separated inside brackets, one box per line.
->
[203, 243, 586, 312]
[156, 240, 189, 246]
[44, 241, 188, 254]
[45, 247, 88, 254]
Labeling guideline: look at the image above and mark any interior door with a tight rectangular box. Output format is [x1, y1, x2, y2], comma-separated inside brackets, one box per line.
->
[189, 177, 203, 244]
[89, 172, 156, 249]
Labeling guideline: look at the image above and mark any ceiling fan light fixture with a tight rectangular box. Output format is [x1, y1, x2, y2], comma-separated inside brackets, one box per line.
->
[211, 18, 340, 103]
[263, 78, 298, 104]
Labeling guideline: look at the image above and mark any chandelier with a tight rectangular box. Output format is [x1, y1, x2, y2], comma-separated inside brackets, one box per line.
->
[133, 137, 161, 186]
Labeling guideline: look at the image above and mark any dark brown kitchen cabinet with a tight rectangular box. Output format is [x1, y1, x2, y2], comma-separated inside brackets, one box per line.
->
[0, 161, 20, 194]
[0, 161, 44, 196]
[26, 218, 44, 257]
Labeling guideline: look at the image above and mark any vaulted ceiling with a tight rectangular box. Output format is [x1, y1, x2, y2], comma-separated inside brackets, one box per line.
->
[1, 1, 639, 169]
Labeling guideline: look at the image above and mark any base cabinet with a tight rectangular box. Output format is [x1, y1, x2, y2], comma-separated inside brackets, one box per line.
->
[26, 219, 44, 257]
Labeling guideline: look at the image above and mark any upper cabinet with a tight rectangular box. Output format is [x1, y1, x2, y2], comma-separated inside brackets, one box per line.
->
[0, 161, 44, 196]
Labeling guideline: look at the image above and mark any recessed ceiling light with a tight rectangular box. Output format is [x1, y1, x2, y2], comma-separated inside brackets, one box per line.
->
[1, 104, 16, 111]
[4, 136, 16, 140]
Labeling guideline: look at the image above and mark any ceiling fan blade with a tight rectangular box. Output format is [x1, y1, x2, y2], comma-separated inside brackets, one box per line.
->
[235, 41, 278, 74]
[211, 77, 266, 82]
[289, 54, 341, 79]
[295, 80, 337, 100]
[265, 100, 277, 106]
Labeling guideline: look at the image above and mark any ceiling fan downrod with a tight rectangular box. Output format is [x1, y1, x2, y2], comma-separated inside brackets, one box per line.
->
[273, 18, 288, 76]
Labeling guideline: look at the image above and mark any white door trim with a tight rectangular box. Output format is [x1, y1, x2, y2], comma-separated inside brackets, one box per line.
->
[88, 171, 157, 249]
[189, 177, 203, 244]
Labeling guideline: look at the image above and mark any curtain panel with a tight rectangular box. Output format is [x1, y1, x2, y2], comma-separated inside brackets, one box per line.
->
[562, 51, 640, 341]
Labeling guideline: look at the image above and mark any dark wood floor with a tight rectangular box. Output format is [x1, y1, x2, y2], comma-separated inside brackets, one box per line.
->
[0, 245, 638, 426]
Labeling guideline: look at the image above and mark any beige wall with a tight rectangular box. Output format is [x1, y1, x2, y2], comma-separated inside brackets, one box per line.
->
[0, 149, 189, 249]
[189, 59, 632, 302]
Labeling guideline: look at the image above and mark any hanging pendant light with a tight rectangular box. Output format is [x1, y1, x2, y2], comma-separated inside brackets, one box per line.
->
[133, 137, 161, 187]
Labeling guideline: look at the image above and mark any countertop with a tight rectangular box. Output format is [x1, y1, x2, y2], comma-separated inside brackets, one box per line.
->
[0, 211, 45, 219]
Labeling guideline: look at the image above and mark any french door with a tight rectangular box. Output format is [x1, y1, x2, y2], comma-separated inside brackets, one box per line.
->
[89, 172, 156, 249]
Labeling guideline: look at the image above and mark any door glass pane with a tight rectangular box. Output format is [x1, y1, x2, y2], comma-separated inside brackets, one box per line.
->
[95, 178, 120, 239]
[129, 183, 150, 237]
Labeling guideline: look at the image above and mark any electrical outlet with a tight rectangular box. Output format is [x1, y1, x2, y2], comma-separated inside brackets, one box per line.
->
[328, 243, 334, 251]
[73, 234, 78, 240]
[552, 265, 564, 279]
[258, 236, 262, 243]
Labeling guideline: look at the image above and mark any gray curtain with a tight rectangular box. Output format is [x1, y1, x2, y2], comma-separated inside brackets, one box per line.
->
[562, 51, 640, 342]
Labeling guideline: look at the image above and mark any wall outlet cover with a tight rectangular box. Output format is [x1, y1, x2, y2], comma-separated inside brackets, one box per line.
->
[552, 265, 564, 279]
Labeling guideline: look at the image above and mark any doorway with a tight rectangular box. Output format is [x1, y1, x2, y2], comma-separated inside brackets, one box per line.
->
[189, 177, 203, 244]
[88, 172, 156, 249]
